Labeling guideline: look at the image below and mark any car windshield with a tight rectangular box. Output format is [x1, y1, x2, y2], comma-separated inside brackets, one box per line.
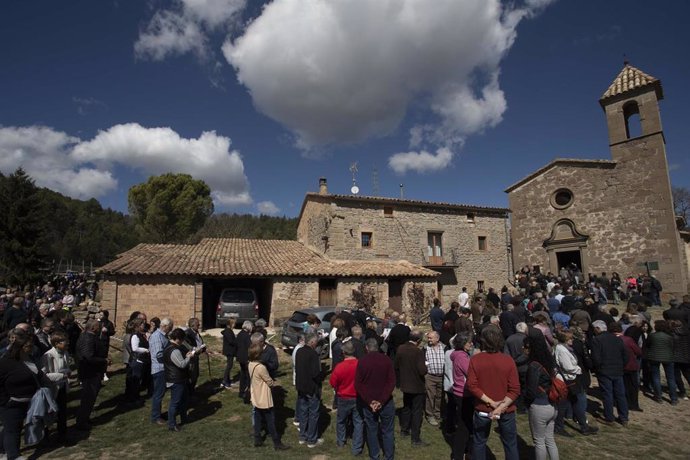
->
[289, 312, 309, 323]
[221, 290, 255, 303]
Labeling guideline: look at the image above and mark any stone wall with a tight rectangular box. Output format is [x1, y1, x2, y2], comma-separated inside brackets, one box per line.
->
[299, 198, 511, 304]
[336, 278, 389, 317]
[102, 275, 198, 330]
[270, 278, 319, 325]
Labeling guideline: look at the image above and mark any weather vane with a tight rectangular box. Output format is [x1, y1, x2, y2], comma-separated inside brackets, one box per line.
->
[350, 162, 359, 194]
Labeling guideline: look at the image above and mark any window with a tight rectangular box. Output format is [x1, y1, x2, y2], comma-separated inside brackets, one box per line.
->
[383, 206, 394, 217]
[623, 100, 642, 139]
[467, 213, 475, 223]
[477, 280, 485, 291]
[427, 232, 443, 257]
[478, 236, 487, 251]
[361, 232, 373, 248]
[550, 188, 574, 210]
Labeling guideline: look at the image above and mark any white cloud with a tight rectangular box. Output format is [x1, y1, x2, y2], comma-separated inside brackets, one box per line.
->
[388, 148, 453, 175]
[0, 124, 252, 207]
[0, 126, 117, 199]
[224, 0, 554, 170]
[73, 123, 252, 206]
[135, 0, 246, 61]
[257, 200, 280, 215]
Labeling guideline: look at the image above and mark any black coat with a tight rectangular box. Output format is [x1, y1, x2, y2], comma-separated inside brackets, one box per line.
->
[386, 323, 410, 356]
[221, 328, 237, 357]
[295, 345, 322, 395]
[672, 326, 690, 364]
[394, 342, 427, 394]
[236, 330, 251, 364]
[591, 332, 627, 377]
[76, 331, 108, 379]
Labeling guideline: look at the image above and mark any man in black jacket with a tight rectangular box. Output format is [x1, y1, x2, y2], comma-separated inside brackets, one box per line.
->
[295, 333, 323, 447]
[394, 329, 428, 446]
[591, 320, 629, 426]
[75, 319, 109, 431]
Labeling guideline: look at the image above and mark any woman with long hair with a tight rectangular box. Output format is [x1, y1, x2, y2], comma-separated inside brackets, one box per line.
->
[523, 335, 560, 460]
[248, 342, 289, 450]
[0, 331, 47, 459]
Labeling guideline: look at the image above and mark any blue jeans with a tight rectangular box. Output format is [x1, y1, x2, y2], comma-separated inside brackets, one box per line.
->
[598, 374, 628, 422]
[168, 382, 189, 428]
[473, 410, 518, 460]
[298, 392, 321, 444]
[360, 398, 395, 460]
[151, 371, 166, 422]
[335, 397, 364, 454]
[649, 361, 677, 402]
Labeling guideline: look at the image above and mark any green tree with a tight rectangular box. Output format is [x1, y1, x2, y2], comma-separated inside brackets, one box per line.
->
[0, 168, 48, 285]
[128, 173, 214, 243]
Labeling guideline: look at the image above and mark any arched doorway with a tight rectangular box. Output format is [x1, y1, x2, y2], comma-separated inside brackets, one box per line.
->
[543, 219, 589, 275]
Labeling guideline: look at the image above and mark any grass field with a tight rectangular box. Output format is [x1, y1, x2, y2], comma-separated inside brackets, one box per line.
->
[24, 315, 690, 460]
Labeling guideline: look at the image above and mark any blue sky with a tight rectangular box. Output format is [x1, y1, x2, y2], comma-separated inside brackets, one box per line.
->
[1, 0, 688, 217]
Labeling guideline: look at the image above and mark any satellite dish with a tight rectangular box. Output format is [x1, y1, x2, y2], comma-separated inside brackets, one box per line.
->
[351, 185, 360, 194]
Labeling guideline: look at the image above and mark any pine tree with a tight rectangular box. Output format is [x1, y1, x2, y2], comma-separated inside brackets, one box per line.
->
[0, 168, 48, 285]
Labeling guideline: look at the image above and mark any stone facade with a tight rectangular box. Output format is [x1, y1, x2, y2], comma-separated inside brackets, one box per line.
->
[507, 65, 689, 295]
[270, 278, 319, 323]
[100, 275, 199, 330]
[297, 191, 511, 306]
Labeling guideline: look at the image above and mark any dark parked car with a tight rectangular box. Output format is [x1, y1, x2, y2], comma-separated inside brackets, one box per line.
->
[216, 288, 259, 327]
[281, 306, 336, 358]
[281, 306, 381, 359]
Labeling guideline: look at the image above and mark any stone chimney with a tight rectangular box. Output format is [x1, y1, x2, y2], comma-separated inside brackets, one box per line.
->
[319, 177, 328, 195]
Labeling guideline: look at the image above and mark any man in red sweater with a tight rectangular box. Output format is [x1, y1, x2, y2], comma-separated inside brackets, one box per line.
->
[329, 340, 364, 455]
[467, 325, 520, 460]
[355, 338, 396, 460]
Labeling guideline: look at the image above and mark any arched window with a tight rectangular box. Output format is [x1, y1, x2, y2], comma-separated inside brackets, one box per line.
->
[623, 101, 642, 139]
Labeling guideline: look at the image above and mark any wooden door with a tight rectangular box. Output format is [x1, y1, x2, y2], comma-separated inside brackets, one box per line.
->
[388, 279, 402, 312]
[319, 279, 337, 306]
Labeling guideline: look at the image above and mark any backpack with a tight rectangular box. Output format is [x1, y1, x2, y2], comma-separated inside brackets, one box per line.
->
[537, 363, 569, 404]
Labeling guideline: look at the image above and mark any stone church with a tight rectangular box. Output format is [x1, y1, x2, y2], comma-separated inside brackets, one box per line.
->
[506, 63, 689, 295]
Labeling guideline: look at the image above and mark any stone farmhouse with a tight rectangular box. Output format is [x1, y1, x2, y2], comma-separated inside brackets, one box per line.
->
[297, 178, 511, 307]
[506, 63, 690, 295]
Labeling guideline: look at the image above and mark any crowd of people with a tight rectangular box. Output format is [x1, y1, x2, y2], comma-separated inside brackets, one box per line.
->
[1, 266, 689, 459]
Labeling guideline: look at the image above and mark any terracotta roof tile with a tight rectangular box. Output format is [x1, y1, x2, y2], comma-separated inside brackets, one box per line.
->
[600, 64, 662, 102]
[98, 238, 438, 278]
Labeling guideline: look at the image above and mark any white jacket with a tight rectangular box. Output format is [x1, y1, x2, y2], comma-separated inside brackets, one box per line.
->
[40, 347, 70, 390]
[553, 343, 581, 382]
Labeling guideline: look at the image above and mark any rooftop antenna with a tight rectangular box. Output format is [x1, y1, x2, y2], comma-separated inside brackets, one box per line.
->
[371, 166, 380, 196]
[349, 162, 359, 194]
[400, 183, 404, 199]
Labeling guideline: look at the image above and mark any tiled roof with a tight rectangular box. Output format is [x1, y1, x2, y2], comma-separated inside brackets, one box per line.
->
[505, 158, 617, 193]
[303, 193, 510, 214]
[600, 63, 663, 102]
[97, 238, 438, 278]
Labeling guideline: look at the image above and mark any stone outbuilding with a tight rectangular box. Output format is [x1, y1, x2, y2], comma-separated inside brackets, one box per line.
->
[506, 63, 689, 295]
[297, 181, 512, 307]
[98, 237, 437, 329]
